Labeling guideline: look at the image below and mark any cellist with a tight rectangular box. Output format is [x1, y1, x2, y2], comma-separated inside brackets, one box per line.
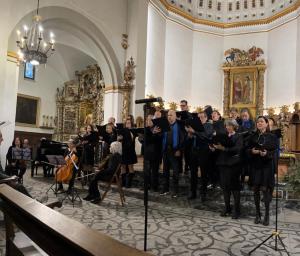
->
[55, 139, 79, 192]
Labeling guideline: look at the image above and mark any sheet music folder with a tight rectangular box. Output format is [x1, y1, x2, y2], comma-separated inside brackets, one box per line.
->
[185, 117, 204, 132]
[152, 117, 170, 132]
[46, 155, 66, 166]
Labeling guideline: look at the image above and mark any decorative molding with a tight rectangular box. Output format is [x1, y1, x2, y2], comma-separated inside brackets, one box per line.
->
[7, 51, 18, 59]
[159, 0, 300, 29]
[104, 85, 123, 92]
[6, 51, 19, 64]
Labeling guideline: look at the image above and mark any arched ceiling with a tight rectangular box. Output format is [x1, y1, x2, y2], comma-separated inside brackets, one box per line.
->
[159, 0, 300, 28]
[48, 44, 97, 81]
[7, 5, 122, 85]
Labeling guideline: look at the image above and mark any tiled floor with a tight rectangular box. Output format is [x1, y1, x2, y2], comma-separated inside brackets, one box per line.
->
[1, 170, 300, 256]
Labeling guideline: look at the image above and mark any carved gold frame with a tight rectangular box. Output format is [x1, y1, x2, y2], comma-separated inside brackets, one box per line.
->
[222, 65, 266, 118]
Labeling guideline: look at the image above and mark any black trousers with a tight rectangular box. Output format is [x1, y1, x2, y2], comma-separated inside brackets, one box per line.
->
[178, 144, 192, 173]
[163, 150, 180, 193]
[145, 156, 160, 191]
[190, 149, 210, 196]
[5, 162, 26, 178]
[88, 169, 112, 198]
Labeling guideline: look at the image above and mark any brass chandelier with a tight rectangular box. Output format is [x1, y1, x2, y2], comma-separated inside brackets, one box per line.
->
[16, 0, 55, 65]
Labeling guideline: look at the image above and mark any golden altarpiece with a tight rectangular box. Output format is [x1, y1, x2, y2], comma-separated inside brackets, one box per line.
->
[53, 64, 105, 141]
[222, 46, 266, 118]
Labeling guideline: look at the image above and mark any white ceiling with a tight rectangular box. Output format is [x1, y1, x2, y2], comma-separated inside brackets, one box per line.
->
[165, 0, 298, 24]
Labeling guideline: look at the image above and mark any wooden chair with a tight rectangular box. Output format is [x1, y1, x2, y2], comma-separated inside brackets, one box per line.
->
[100, 164, 125, 206]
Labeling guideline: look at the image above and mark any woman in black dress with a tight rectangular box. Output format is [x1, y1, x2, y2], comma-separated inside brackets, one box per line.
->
[81, 125, 97, 172]
[102, 123, 117, 158]
[247, 116, 277, 226]
[210, 119, 243, 219]
[6, 137, 27, 180]
[120, 118, 137, 188]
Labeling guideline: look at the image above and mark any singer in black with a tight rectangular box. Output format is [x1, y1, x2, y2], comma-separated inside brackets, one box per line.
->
[197, 111, 214, 201]
[239, 108, 256, 187]
[178, 100, 192, 174]
[81, 125, 97, 172]
[102, 123, 117, 158]
[120, 118, 137, 188]
[186, 112, 214, 201]
[143, 114, 162, 192]
[210, 110, 226, 187]
[210, 119, 243, 219]
[247, 116, 277, 226]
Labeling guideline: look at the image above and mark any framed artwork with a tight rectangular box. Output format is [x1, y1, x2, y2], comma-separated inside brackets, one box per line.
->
[15, 94, 40, 127]
[24, 62, 35, 80]
[229, 68, 258, 117]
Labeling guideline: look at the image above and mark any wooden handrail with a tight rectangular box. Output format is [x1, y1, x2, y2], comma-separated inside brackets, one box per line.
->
[0, 184, 150, 256]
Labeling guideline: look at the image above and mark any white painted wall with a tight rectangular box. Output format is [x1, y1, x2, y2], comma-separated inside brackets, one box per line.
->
[267, 20, 298, 108]
[16, 64, 64, 131]
[191, 32, 223, 111]
[104, 91, 123, 123]
[145, 4, 166, 98]
[163, 20, 193, 103]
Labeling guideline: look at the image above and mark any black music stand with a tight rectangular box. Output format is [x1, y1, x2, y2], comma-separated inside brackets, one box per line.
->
[45, 155, 66, 195]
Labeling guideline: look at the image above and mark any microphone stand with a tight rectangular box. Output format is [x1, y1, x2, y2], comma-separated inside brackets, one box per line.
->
[248, 149, 290, 256]
[143, 103, 151, 252]
[135, 97, 163, 251]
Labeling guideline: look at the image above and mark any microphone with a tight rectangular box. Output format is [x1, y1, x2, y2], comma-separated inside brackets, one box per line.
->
[135, 97, 163, 104]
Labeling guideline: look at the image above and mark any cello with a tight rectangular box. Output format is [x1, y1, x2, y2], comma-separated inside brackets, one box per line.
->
[55, 140, 79, 184]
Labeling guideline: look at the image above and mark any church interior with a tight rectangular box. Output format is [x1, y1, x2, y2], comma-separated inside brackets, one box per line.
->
[1, 0, 300, 255]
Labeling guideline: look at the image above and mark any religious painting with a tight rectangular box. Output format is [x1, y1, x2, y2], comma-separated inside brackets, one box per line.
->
[15, 94, 40, 127]
[64, 81, 78, 100]
[79, 101, 94, 128]
[24, 62, 35, 80]
[231, 71, 256, 105]
[229, 68, 257, 117]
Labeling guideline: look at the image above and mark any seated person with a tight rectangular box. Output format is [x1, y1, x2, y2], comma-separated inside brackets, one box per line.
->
[55, 139, 79, 192]
[0, 135, 31, 197]
[6, 137, 27, 180]
[83, 141, 122, 203]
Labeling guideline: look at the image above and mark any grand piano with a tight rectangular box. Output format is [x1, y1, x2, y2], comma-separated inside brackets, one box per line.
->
[31, 139, 68, 177]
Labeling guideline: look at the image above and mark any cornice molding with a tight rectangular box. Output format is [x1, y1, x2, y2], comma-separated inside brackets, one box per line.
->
[104, 85, 133, 93]
[159, 0, 300, 29]
[7, 51, 18, 59]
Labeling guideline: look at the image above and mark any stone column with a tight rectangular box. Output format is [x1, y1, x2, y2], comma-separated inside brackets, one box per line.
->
[104, 86, 124, 123]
